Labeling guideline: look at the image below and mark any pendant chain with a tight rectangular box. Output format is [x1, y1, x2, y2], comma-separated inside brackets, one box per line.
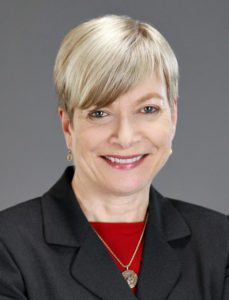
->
[92, 211, 149, 269]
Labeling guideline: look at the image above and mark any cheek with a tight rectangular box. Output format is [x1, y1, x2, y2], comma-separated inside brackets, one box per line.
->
[75, 127, 108, 155]
[147, 118, 174, 147]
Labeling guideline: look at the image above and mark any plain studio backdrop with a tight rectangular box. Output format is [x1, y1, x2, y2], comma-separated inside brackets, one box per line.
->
[0, 0, 228, 213]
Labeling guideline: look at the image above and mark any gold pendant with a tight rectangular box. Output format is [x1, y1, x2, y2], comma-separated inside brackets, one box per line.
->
[122, 269, 138, 288]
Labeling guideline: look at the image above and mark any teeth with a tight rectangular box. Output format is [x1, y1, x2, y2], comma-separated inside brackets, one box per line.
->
[105, 155, 143, 164]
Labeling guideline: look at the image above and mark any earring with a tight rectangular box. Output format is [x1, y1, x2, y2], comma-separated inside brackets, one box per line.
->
[67, 149, 73, 161]
[169, 149, 173, 155]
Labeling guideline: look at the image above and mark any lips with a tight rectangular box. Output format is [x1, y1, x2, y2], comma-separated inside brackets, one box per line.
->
[104, 155, 144, 163]
[100, 154, 148, 169]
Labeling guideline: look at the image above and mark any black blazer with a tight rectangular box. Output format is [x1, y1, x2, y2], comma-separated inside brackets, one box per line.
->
[0, 166, 228, 300]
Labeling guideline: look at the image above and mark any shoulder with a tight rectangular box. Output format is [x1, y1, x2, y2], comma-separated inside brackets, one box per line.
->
[0, 197, 41, 221]
[168, 197, 229, 241]
[0, 197, 42, 240]
[169, 196, 227, 221]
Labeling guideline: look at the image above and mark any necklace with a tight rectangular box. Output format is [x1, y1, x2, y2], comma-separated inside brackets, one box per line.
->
[92, 212, 149, 289]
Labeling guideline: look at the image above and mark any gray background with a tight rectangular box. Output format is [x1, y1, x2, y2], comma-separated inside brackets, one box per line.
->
[0, 0, 228, 213]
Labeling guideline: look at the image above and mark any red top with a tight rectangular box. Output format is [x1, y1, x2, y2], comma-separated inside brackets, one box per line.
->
[89, 220, 146, 293]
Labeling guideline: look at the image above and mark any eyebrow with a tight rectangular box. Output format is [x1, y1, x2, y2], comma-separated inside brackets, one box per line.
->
[135, 92, 165, 104]
[86, 92, 165, 112]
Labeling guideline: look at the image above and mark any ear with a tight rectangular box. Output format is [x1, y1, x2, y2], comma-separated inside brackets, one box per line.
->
[58, 107, 73, 149]
[171, 99, 178, 140]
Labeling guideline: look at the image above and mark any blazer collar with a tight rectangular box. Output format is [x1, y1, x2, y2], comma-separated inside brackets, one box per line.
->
[41, 166, 94, 247]
[41, 166, 191, 300]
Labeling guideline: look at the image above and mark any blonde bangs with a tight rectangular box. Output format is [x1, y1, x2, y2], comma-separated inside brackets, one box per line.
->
[78, 42, 162, 109]
[54, 15, 179, 121]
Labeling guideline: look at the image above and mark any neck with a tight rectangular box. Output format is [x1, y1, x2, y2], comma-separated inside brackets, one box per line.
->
[71, 173, 150, 223]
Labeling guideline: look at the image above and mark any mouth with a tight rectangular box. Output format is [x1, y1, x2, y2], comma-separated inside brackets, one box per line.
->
[100, 154, 149, 169]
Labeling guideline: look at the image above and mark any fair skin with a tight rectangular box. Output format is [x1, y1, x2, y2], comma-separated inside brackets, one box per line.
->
[59, 72, 177, 222]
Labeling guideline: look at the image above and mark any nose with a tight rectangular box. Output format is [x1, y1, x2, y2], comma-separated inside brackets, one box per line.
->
[109, 115, 141, 149]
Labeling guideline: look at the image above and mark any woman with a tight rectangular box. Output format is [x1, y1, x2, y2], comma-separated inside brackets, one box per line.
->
[0, 15, 228, 300]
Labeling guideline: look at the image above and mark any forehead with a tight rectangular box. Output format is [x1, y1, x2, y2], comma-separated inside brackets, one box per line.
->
[109, 73, 167, 107]
[75, 72, 168, 117]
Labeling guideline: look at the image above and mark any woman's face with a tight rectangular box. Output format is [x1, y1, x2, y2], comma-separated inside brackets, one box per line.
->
[60, 73, 177, 196]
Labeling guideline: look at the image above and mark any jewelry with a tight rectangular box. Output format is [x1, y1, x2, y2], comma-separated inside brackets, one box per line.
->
[170, 148, 173, 155]
[67, 149, 73, 161]
[92, 212, 149, 289]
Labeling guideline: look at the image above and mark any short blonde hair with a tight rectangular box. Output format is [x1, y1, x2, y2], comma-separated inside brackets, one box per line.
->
[54, 15, 179, 123]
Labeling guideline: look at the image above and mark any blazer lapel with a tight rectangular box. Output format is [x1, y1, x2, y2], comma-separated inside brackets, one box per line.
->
[71, 228, 137, 300]
[136, 188, 191, 300]
[41, 167, 137, 300]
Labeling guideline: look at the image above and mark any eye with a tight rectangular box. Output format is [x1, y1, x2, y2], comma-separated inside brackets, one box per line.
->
[141, 106, 158, 114]
[88, 110, 108, 119]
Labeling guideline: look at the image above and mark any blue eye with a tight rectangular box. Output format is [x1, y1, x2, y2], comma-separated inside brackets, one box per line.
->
[89, 110, 108, 119]
[142, 106, 158, 113]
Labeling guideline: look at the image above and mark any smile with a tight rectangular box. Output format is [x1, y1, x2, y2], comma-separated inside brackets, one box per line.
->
[104, 155, 144, 164]
[101, 154, 148, 170]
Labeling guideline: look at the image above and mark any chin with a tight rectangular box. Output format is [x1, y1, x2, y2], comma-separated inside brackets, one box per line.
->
[105, 178, 150, 196]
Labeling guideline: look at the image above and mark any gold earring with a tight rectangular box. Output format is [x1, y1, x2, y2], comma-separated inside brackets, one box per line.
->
[67, 149, 73, 161]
